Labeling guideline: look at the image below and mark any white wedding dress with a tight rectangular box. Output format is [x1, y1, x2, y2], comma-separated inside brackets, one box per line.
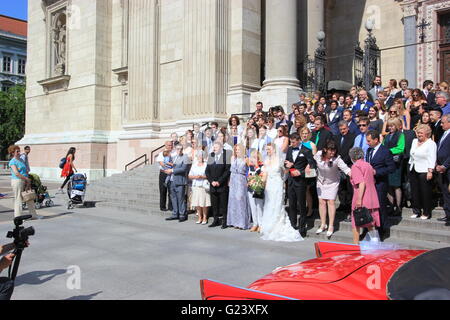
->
[260, 158, 303, 242]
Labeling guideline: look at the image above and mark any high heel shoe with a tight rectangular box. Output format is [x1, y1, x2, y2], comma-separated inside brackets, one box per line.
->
[326, 228, 334, 238]
[316, 225, 328, 234]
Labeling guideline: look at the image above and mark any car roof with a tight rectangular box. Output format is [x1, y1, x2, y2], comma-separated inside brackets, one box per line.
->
[387, 247, 450, 300]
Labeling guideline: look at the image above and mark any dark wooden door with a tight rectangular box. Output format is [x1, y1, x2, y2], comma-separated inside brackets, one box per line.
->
[439, 11, 450, 83]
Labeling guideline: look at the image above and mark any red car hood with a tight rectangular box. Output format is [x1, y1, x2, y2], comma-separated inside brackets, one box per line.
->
[250, 250, 419, 285]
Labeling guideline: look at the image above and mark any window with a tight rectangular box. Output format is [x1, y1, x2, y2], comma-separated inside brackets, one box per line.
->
[2, 56, 11, 73]
[1, 83, 12, 92]
[18, 58, 26, 74]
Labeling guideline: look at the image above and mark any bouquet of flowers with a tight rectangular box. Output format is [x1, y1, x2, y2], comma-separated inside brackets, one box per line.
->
[248, 174, 265, 199]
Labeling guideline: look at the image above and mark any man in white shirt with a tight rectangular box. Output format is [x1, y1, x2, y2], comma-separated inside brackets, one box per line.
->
[156, 141, 176, 211]
[20, 146, 31, 175]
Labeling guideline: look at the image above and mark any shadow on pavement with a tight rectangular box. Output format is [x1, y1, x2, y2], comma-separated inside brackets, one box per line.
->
[65, 291, 103, 300]
[14, 269, 67, 287]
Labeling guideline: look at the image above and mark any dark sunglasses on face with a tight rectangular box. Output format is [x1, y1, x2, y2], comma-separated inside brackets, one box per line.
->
[358, 124, 368, 127]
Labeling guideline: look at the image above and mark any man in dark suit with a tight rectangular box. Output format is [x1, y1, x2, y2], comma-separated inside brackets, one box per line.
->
[366, 130, 396, 240]
[284, 133, 317, 237]
[275, 106, 293, 131]
[165, 145, 189, 222]
[335, 121, 356, 215]
[430, 108, 444, 143]
[422, 80, 435, 106]
[311, 117, 333, 151]
[394, 79, 409, 101]
[352, 90, 374, 116]
[436, 114, 450, 226]
[327, 100, 343, 136]
[343, 109, 360, 135]
[206, 142, 231, 229]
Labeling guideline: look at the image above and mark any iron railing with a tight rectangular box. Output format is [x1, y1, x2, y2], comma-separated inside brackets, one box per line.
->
[125, 154, 149, 171]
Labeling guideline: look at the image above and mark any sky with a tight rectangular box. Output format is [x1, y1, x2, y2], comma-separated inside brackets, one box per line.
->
[0, 0, 28, 21]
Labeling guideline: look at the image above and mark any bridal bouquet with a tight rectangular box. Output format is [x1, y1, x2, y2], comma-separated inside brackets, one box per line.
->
[248, 174, 265, 199]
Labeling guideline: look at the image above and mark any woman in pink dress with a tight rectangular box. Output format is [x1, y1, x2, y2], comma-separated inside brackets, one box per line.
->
[349, 147, 381, 244]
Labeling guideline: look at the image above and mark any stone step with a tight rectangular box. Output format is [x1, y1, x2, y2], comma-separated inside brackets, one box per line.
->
[306, 230, 448, 250]
[311, 219, 450, 243]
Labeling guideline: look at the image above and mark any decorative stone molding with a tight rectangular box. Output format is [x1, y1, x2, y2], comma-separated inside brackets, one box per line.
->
[401, 0, 419, 18]
[113, 67, 128, 85]
[37, 75, 71, 94]
[417, 0, 450, 84]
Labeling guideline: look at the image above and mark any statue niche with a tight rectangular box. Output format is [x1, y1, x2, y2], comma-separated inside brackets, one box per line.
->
[52, 13, 67, 76]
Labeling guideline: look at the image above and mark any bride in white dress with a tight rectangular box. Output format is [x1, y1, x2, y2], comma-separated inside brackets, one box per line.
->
[260, 144, 303, 242]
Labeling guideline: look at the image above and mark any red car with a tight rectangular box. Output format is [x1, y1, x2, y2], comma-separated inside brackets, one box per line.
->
[201, 242, 450, 300]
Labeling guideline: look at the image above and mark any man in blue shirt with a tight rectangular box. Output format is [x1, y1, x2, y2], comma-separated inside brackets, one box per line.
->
[435, 91, 450, 115]
[353, 117, 370, 156]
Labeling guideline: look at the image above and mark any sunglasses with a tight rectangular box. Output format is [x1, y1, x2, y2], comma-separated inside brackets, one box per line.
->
[358, 124, 368, 127]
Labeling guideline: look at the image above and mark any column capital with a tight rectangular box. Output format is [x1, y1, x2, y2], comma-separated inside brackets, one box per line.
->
[401, 0, 418, 18]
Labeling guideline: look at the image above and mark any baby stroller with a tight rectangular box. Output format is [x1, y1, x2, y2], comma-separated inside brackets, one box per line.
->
[67, 173, 87, 209]
[22, 173, 54, 210]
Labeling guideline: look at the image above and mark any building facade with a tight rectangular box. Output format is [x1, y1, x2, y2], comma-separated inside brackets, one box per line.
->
[0, 15, 27, 92]
[21, 0, 450, 181]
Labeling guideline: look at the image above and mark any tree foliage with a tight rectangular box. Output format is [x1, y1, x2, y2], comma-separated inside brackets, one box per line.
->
[0, 85, 26, 160]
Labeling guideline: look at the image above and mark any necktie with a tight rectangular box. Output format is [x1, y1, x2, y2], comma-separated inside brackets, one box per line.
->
[359, 134, 365, 148]
[367, 148, 374, 163]
[341, 136, 344, 147]
[315, 131, 321, 145]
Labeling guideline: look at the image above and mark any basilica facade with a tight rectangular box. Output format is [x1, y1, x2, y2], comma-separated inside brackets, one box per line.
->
[21, 0, 450, 181]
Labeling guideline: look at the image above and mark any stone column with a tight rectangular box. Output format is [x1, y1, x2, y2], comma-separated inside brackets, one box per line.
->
[251, 0, 301, 110]
[307, 0, 324, 57]
[227, 0, 262, 115]
[401, 1, 418, 88]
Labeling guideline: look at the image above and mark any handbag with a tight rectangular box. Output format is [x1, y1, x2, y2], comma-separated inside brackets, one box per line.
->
[202, 180, 210, 191]
[353, 207, 373, 227]
[305, 168, 317, 179]
[21, 189, 37, 202]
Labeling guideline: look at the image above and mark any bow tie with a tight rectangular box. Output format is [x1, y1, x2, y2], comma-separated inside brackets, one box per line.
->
[292, 147, 300, 151]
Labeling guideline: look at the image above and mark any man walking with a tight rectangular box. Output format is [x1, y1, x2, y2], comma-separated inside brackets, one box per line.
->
[20, 146, 31, 175]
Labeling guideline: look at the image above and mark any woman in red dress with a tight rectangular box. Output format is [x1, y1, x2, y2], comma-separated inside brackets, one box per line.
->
[349, 147, 381, 244]
[59, 147, 77, 193]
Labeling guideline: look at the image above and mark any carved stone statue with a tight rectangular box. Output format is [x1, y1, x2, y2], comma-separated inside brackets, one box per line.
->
[53, 16, 66, 76]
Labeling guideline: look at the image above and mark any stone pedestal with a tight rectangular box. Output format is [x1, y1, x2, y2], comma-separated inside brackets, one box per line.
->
[251, 0, 301, 110]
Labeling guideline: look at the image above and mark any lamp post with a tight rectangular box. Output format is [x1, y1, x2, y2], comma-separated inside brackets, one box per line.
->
[363, 19, 380, 91]
[315, 31, 327, 94]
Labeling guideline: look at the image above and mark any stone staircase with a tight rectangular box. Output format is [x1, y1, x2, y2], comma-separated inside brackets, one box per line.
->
[85, 165, 450, 250]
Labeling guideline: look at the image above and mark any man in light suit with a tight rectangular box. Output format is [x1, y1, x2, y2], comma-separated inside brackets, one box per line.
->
[165, 145, 189, 222]
[369, 75, 384, 102]
[366, 130, 396, 240]
[436, 114, 450, 226]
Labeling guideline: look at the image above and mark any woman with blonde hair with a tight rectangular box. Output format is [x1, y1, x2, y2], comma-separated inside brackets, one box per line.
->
[8, 145, 41, 219]
[226, 144, 252, 229]
[408, 124, 437, 220]
[383, 118, 406, 216]
[188, 150, 211, 224]
[298, 126, 318, 217]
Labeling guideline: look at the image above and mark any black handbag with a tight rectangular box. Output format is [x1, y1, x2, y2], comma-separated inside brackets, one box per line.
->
[353, 207, 373, 227]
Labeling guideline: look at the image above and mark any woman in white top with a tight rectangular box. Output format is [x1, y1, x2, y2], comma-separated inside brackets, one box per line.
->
[273, 125, 289, 162]
[188, 150, 211, 225]
[408, 124, 437, 220]
[266, 118, 278, 140]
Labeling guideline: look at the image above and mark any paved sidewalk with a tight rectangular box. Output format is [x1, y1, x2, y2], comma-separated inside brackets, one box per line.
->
[0, 187, 317, 300]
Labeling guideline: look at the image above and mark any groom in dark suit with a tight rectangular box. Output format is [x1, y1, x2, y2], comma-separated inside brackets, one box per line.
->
[285, 133, 317, 237]
[206, 141, 231, 229]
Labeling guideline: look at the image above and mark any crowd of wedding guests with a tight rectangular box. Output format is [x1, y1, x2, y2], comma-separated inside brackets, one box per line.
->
[157, 76, 450, 243]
